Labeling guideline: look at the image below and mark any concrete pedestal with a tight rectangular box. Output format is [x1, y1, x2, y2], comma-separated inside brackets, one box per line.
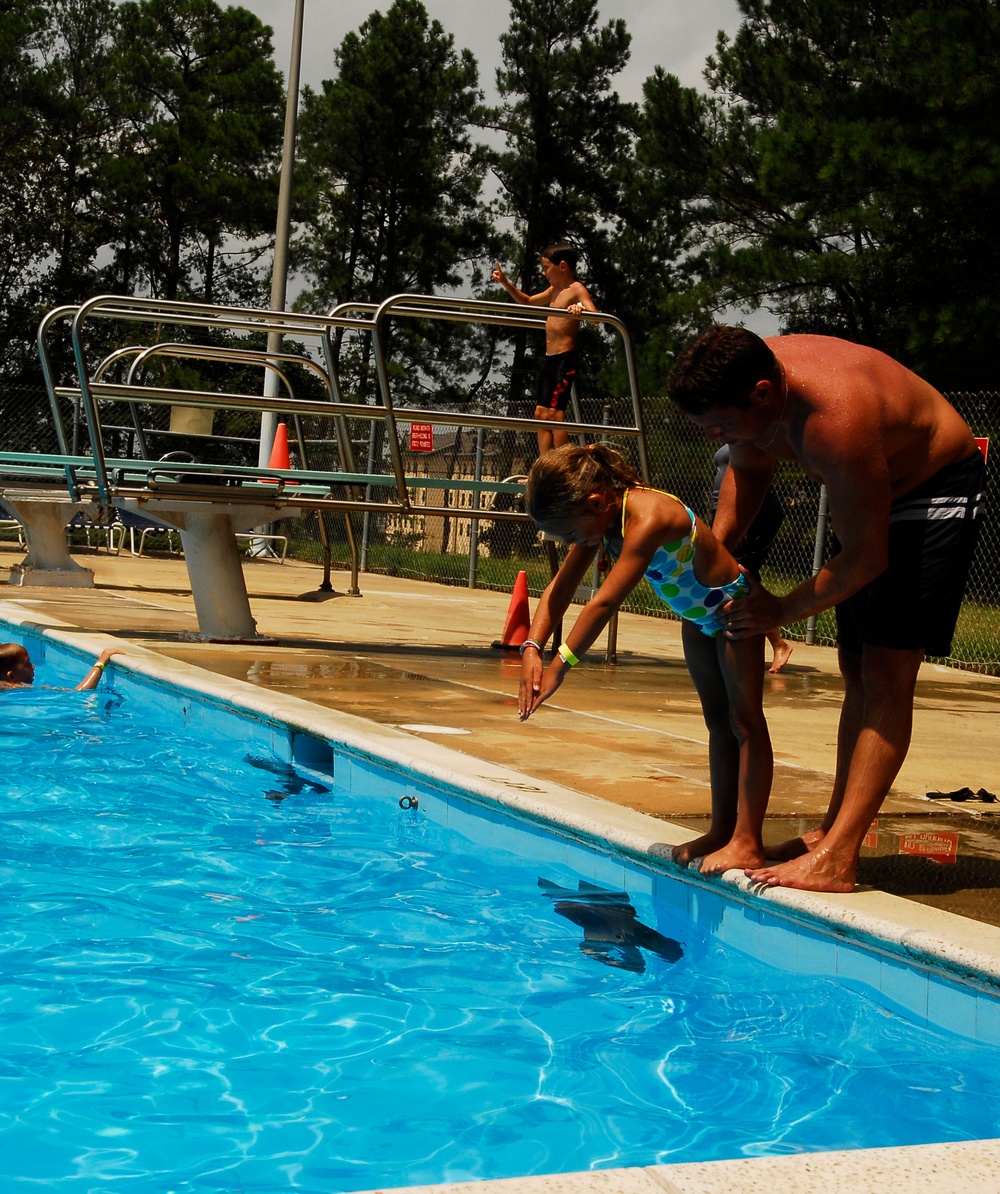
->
[117, 499, 299, 641]
[1, 489, 98, 587]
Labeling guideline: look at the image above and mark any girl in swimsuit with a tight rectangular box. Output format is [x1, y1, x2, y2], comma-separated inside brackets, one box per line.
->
[517, 443, 773, 875]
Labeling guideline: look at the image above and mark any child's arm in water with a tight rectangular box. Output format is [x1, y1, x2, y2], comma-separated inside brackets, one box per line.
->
[75, 648, 125, 691]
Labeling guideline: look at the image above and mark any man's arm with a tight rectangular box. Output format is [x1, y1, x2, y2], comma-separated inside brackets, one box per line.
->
[712, 442, 776, 552]
[721, 421, 892, 636]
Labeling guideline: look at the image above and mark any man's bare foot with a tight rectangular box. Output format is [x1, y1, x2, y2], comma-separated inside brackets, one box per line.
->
[765, 826, 826, 862]
[672, 832, 728, 867]
[768, 638, 793, 674]
[699, 842, 767, 876]
[745, 845, 857, 893]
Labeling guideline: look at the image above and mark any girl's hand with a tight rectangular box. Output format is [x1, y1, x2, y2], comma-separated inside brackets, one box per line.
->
[519, 660, 566, 721]
[97, 648, 125, 665]
[518, 650, 544, 721]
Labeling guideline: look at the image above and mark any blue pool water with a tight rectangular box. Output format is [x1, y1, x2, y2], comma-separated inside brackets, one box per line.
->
[2, 630, 1000, 1193]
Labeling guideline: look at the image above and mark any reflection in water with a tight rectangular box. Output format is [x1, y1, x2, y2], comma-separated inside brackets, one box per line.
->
[539, 878, 683, 973]
[244, 754, 332, 803]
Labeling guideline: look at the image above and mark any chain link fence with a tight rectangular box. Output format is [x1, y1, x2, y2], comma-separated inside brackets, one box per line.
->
[2, 377, 997, 674]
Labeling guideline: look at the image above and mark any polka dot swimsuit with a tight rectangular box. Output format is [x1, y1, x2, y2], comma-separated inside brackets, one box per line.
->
[604, 488, 750, 638]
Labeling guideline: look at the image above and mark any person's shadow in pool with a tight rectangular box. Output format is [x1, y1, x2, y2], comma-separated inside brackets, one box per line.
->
[539, 878, 684, 973]
[245, 755, 332, 803]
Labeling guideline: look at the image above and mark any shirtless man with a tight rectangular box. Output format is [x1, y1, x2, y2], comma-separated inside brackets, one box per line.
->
[668, 325, 985, 893]
[492, 242, 598, 455]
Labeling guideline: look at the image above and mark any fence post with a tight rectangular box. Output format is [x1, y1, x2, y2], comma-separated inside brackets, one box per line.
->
[805, 484, 830, 645]
[468, 427, 485, 589]
[602, 401, 619, 663]
[359, 422, 377, 572]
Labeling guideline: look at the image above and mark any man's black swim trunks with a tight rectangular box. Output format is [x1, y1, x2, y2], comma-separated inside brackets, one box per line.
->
[835, 450, 986, 656]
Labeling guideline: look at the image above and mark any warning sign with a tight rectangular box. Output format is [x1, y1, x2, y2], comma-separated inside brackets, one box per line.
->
[898, 831, 959, 865]
[409, 423, 434, 452]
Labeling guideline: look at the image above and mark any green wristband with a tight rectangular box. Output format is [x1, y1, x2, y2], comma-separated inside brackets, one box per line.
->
[557, 643, 579, 667]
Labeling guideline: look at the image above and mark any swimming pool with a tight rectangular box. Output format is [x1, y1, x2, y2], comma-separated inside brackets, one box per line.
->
[3, 620, 1000, 1193]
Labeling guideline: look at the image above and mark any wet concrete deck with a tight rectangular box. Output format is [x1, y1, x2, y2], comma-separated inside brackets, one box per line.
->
[4, 542, 1000, 926]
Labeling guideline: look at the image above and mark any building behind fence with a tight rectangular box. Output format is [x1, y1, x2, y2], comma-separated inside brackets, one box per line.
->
[2, 380, 997, 674]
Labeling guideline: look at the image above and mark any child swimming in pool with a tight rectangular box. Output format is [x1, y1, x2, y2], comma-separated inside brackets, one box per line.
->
[0, 643, 124, 690]
[517, 443, 773, 875]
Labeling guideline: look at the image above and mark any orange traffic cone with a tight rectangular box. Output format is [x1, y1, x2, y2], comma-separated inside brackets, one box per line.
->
[492, 570, 531, 650]
[268, 422, 291, 470]
[262, 422, 297, 485]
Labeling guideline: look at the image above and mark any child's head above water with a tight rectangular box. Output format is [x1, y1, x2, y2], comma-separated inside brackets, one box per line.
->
[0, 642, 34, 686]
[525, 443, 641, 529]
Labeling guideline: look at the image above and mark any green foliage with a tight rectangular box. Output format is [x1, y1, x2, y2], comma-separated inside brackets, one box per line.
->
[108, 0, 284, 303]
[607, 69, 720, 393]
[0, 0, 283, 391]
[293, 0, 496, 407]
[679, 0, 1000, 386]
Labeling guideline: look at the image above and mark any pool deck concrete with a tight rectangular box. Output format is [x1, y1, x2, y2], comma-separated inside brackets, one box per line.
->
[4, 543, 1000, 1193]
[5, 548, 998, 824]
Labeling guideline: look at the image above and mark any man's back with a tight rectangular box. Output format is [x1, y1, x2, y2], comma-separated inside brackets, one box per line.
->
[769, 335, 976, 498]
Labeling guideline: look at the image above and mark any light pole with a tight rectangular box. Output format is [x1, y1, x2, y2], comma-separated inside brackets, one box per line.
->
[258, 0, 306, 467]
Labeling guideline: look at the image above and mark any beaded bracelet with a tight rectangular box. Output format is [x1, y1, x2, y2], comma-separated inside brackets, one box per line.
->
[519, 638, 542, 656]
[557, 643, 579, 667]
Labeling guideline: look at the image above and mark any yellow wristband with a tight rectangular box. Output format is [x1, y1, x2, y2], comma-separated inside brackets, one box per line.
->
[94, 661, 106, 672]
[557, 643, 579, 667]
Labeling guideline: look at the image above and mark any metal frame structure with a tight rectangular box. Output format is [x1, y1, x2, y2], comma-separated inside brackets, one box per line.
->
[16, 292, 650, 641]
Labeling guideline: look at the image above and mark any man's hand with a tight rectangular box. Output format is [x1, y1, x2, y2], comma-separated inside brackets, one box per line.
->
[719, 570, 785, 638]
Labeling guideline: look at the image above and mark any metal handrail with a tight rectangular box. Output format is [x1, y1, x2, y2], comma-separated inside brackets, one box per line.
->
[38, 290, 651, 531]
[369, 292, 650, 483]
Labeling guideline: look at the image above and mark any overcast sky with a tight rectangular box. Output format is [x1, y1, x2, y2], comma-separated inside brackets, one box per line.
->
[236, 0, 744, 101]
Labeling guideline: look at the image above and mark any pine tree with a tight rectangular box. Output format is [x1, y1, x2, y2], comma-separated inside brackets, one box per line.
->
[687, 0, 1000, 386]
[107, 0, 284, 303]
[293, 0, 494, 406]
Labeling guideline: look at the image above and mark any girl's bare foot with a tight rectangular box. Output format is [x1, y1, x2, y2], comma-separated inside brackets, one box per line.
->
[768, 638, 793, 674]
[672, 831, 728, 867]
[699, 842, 767, 875]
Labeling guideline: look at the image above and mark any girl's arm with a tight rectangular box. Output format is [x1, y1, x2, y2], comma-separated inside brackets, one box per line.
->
[520, 503, 676, 720]
[518, 544, 598, 715]
[75, 647, 124, 691]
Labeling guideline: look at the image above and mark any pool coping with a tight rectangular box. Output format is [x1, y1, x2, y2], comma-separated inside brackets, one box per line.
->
[7, 602, 1000, 1194]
